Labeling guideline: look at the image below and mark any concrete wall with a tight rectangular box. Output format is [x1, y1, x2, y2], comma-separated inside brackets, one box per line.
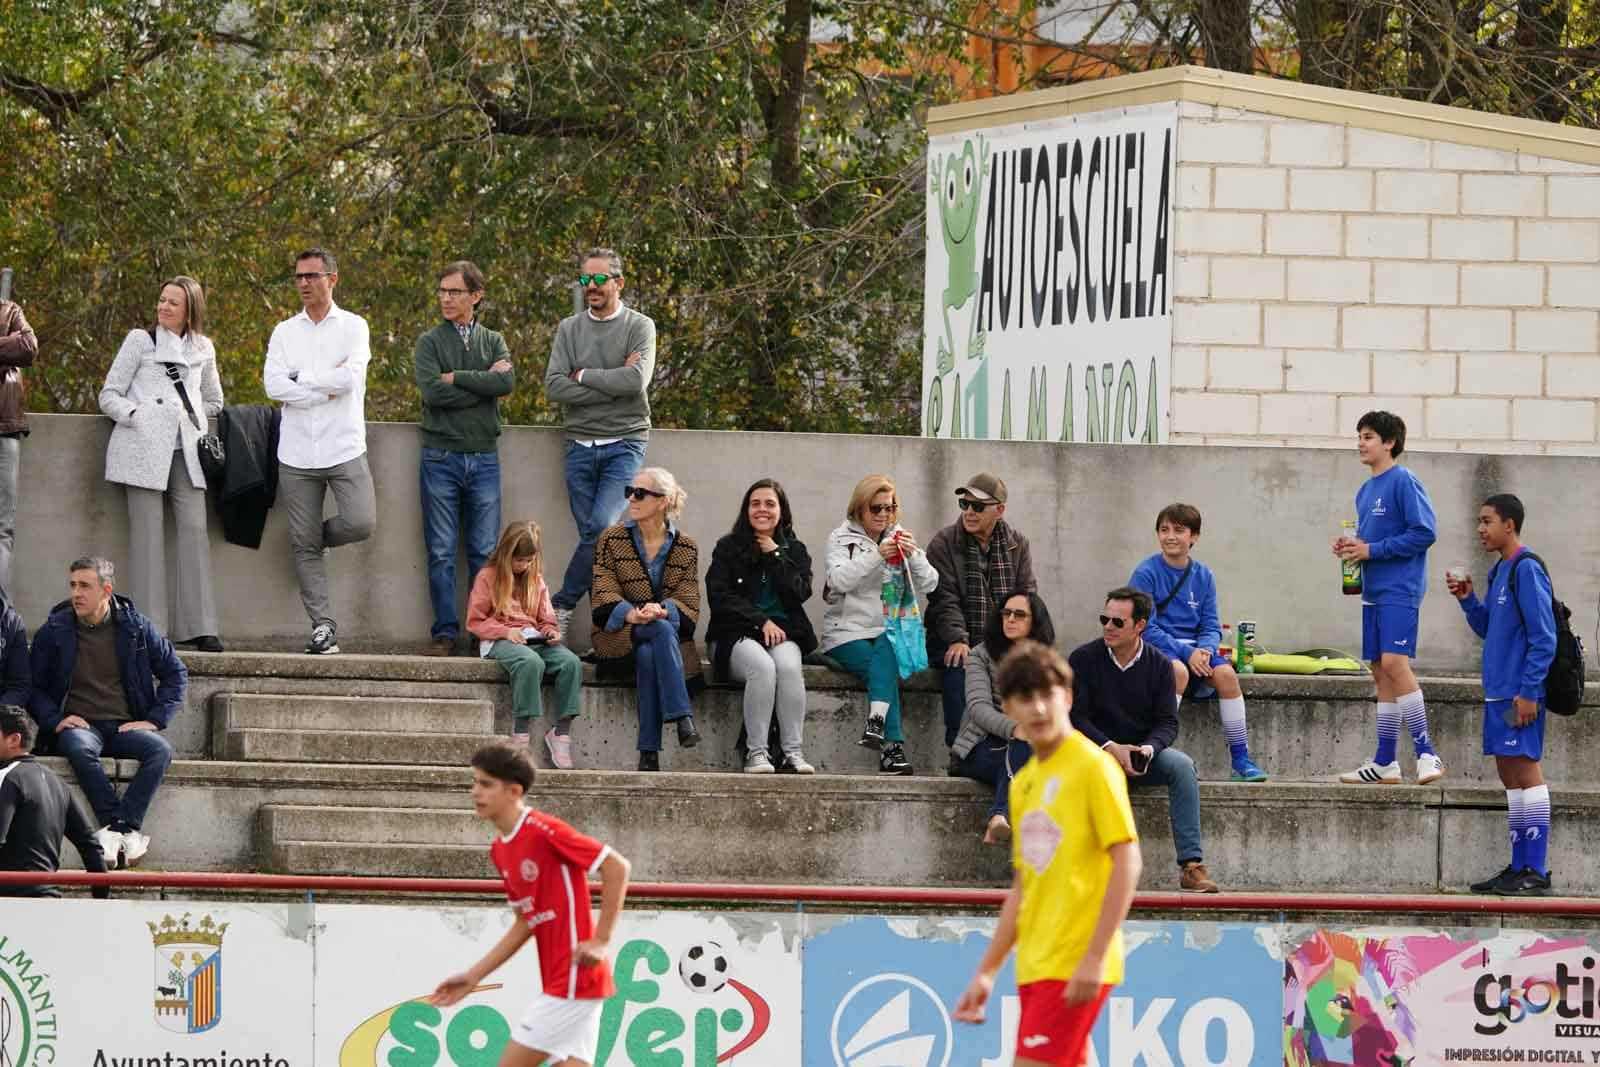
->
[12, 413, 1599, 668]
[1173, 103, 1600, 455]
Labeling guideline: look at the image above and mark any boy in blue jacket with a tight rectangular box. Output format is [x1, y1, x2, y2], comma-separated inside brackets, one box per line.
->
[1334, 412, 1443, 786]
[1129, 503, 1267, 782]
[1449, 494, 1557, 896]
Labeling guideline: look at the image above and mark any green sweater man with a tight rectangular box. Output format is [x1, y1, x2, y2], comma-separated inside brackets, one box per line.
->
[413, 320, 514, 453]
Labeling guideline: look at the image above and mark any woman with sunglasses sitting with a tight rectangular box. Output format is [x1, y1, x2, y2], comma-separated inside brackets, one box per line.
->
[819, 474, 938, 776]
[705, 478, 818, 774]
[590, 467, 704, 771]
[952, 591, 1056, 844]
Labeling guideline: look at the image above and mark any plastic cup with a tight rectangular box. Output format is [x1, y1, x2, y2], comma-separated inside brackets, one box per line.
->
[1446, 565, 1469, 584]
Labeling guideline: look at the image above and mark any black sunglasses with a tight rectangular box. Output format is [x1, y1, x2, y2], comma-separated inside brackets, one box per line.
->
[868, 502, 898, 516]
[958, 498, 991, 513]
[1000, 608, 1031, 621]
[1098, 615, 1129, 628]
[624, 486, 665, 501]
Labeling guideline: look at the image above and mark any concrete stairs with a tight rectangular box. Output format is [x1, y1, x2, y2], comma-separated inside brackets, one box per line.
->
[211, 693, 500, 764]
[65, 650, 1598, 897]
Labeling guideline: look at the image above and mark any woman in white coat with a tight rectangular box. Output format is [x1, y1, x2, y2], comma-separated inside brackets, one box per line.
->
[819, 473, 937, 775]
[98, 276, 224, 651]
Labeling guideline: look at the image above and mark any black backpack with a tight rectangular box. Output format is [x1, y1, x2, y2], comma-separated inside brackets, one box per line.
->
[1504, 551, 1587, 716]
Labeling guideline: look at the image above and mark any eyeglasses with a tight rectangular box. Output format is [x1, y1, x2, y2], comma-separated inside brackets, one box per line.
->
[958, 498, 991, 513]
[578, 273, 616, 287]
[292, 272, 333, 282]
[1000, 609, 1031, 621]
[624, 486, 665, 501]
[868, 502, 898, 516]
[437, 287, 472, 298]
[1098, 615, 1129, 628]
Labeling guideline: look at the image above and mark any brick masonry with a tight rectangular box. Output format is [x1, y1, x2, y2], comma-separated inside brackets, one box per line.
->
[1173, 104, 1600, 453]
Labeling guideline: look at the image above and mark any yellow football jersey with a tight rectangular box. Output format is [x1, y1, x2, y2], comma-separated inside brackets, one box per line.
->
[1010, 730, 1139, 986]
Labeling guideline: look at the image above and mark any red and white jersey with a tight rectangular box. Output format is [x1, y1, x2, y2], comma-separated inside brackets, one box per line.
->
[490, 808, 616, 1000]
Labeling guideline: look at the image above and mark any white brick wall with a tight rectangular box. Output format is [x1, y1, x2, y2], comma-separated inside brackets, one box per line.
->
[1171, 110, 1600, 454]
[1214, 168, 1287, 210]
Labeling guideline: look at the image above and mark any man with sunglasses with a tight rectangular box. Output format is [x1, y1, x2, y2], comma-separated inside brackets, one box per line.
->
[263, 247, 376, 655]
[543, 249, 656, 641]
[414, 260, 514, 656]
[926, 473, 1036, 748]
[1067, 587, 1220, 893]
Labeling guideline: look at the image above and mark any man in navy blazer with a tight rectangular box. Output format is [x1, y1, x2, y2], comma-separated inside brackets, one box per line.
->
[28, 556, 186, 869]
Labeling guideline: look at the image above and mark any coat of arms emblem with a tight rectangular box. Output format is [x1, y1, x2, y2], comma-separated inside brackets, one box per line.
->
[149, 912, 227, 1033]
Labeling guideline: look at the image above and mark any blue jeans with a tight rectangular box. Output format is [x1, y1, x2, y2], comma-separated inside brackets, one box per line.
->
[553, 439, 647, 610]
[1131, 746, 1203, 865]
[633, 618, 692, 752]
[55, 722, 173, 831]
[928, 643, 966, 747]
[827, 635, 905, 743]
[956, 737, 1032, 819]
[420, 448, 502, 639]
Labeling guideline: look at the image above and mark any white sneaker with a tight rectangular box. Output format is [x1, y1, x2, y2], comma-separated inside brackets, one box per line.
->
[122, 830, 151, 867]
[744, 750, 775, 774]
[1416, 753, 1445, 785]
[1339, 759, 1401, 784]
[94, 826, 124, 869]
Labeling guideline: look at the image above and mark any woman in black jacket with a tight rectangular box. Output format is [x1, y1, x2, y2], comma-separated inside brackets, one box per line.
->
[705, 478, 818, 774]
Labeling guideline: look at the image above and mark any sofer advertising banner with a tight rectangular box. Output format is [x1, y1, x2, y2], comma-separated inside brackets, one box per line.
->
[801, 915, 1283, 1066]
[318, 906, 803, 1067]
[921, 102, 1177, 444]
[1284, 926, 1600, 1067]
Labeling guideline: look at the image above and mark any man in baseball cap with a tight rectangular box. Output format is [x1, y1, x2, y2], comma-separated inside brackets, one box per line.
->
[926, 472, 1037, 744]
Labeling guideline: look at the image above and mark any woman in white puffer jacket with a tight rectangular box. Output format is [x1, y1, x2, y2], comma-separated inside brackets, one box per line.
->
[819, 473, 937, 775]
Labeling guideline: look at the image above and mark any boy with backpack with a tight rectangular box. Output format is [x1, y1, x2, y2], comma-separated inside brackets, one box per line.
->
[1129, 503, 1268, 782]
[1448, 494, 1561, 897]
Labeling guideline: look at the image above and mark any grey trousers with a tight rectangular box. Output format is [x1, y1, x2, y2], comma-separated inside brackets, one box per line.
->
[0, 435, 16, 595]
[125, 449, 218, 641]
[727, 637, 807, 756]
[279, 456, 377, 627]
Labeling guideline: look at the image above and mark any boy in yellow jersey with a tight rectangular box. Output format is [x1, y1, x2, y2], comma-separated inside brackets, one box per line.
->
[954, 639, 1142, 1067]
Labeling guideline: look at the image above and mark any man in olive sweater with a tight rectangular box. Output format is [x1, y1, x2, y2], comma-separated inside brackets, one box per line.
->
[542, 248, 656, 639]
[414, 260, 515, 655]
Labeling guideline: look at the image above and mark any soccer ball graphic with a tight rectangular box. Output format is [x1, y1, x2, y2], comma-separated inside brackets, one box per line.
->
[678, 941, 730, 994]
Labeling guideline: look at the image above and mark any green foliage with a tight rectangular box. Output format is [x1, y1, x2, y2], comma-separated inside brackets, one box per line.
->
[1, 0, 989, 433]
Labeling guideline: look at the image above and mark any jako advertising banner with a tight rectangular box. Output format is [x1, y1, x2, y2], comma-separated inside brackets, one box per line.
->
[921, 102, 1177, 444]
[3, 901, 1598, 1065]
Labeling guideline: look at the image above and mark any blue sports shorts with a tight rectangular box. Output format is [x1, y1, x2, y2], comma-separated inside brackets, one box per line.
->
[1484, 699, 1545, 760]
[1362, 603, 1419, 662]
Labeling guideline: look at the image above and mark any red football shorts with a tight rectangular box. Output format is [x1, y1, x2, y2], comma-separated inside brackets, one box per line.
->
[1014, 980, 1112, 1066]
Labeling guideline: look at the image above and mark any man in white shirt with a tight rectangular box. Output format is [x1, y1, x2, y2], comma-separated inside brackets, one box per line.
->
[263, 248, 376, 655]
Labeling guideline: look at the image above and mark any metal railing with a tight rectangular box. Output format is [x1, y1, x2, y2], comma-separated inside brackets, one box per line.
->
[0, 870, 1596, 915]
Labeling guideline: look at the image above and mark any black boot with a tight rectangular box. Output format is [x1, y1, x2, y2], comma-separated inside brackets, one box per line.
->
[638, 751, 660, 772]
[676, 716, 700, 748]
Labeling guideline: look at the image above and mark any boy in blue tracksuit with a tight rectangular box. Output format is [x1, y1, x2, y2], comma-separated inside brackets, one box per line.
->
[1334, 411, 1443, 786]
[1130, 503, 1267, 782]
[1449, 494, 1557, 896]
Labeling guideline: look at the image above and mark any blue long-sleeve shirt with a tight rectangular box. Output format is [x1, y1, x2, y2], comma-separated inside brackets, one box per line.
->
[1458, 548, 1557, 703]
[1356, 465, 1437, 608]
[1129, 554, 1221, 662]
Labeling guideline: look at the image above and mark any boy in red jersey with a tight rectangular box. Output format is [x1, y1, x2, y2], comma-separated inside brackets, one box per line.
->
[953, 640, 1141, 1067]
[429, 743, 632, 1067]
